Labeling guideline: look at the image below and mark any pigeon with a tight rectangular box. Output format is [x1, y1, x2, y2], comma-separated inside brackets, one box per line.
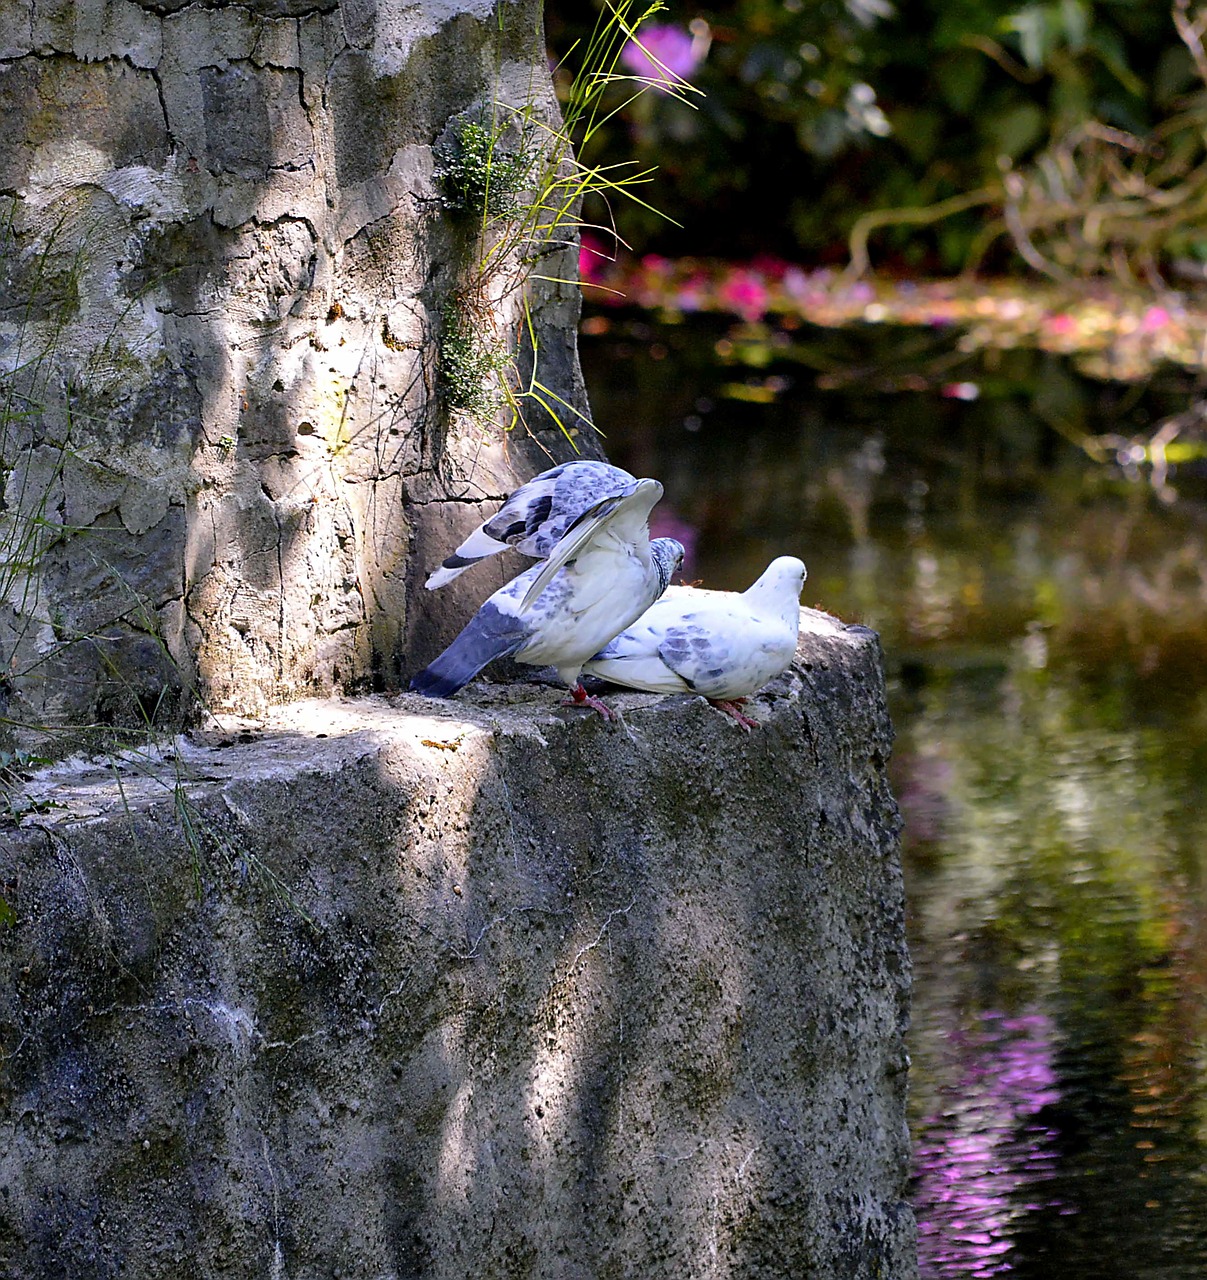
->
[581, 556, 807, 729]
[425, 460, 636, 589]
[410, 478, 685, 718]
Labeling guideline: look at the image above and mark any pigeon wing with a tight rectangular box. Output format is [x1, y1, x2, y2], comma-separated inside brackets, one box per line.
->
[425, 462, 634, 589]
[584, 620, 693, 693]
[518, 478, 663, 615]
[660, 597, 801, 700]
[587, 562, 805, 701]
[478, 463, 571, 548]
[514, 461, 635, 558]
[585, 594, 740, 696]
[653, 616, 741, 699]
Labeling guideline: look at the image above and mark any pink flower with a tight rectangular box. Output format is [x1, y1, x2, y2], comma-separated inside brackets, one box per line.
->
[1044, 312, 1075, 335]
[620, 24, 704, 91]
[578, 233, 612, 286]
[628, 254, 673, 307]
[780, 267, 813, 304]
[1141, 305, 1171, 333]
[639, 253, 674, 279]
[941, 382, 980, 401]
[718, 269, 769, 321]
[750, 253, 789, 281]
[673, 272, 710, 312]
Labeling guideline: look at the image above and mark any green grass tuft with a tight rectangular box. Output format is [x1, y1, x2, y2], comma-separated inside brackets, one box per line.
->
[436, 1, 700, 439]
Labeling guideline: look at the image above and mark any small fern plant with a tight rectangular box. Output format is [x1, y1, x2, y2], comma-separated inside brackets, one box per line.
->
[435, 117, 538, 219]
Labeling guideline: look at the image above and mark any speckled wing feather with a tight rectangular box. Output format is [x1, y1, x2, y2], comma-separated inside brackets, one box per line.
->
[651, 617, 744, 699]
[425, 461, 635, 589]
[585, 602, 741, 698]
[518, 478, 663, 614]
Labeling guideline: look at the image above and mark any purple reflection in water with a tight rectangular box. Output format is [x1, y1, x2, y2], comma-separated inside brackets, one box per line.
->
[896, 749, 955, 844]
[915, 1010, 1065, 1277]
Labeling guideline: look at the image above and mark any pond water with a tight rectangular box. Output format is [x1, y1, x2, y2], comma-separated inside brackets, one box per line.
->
[578, 310, 1207, 1278]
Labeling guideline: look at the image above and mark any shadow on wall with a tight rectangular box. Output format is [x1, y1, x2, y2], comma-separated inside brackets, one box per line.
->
[0, 631, 914, 1276]
[0, 0, 593, 743]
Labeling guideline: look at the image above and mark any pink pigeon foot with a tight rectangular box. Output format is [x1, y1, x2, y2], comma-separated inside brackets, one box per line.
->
[709, 697, 759, 730]
[563, 681, 618, 721]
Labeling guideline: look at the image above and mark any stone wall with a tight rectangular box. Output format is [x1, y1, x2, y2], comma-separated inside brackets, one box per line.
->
[0, 6, 918, 1274]
[0, 0, 592, 736]
[0, 613, 917, 1278]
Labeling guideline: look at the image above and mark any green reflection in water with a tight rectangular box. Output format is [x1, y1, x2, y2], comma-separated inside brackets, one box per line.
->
[898, 659, 1207, 1277]
[583, 312, 1207, 1278]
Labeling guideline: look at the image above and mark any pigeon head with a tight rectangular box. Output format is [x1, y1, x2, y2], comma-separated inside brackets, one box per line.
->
[652, 538, 686, 594]
[746, 556, 807, 617]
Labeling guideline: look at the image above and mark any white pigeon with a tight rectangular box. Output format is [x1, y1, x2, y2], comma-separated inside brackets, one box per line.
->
[410, 478, 685, 718]
[581, 556, 807, 729]
[425, 460, 636, 589]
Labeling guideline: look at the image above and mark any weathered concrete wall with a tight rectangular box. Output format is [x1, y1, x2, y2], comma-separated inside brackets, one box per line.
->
[0, 0, 592, 735]
[0, 612, 916, 1278]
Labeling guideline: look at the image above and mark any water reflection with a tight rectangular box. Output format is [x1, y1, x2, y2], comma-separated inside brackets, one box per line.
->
[913, 1009, 1063, 1278]
[899, 660, 1207, 1277]
[584, 313, 1207, 701]
[583, 312, 1207, 1278]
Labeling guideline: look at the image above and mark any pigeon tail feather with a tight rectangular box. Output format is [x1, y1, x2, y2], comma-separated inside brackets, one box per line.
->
[409, 603, 529, 697]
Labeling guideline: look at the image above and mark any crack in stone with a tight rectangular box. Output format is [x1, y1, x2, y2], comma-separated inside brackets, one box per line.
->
[130, 0, 340, 16]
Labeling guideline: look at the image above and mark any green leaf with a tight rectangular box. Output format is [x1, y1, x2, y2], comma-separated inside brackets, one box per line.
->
[1004, 6, 1050, 70]
[890, 108, 943, 164]
[988, 101, 1046, 157]
[1035, 358, 1088, 434]
[1050, 66, 1090, 129]
[0, 895, 15, 928]
[1089, 27, 1145, 98]
[937, 51, 987, 115]
[1059, 0, 1088, 52]
[1154, 45, 1195, 108]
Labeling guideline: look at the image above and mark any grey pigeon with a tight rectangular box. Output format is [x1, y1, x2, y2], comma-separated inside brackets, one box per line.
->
[410, 478, 684, 718]
[425, 460, 636, 589]
[582, 556, 807, 729]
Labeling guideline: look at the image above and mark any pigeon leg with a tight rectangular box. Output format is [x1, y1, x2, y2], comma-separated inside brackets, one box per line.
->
[563, 681, 618, 721]
[709, 698, 759, 730]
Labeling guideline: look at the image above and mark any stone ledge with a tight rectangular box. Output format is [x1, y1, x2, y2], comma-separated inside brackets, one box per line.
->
[0, 608, 916, 1279]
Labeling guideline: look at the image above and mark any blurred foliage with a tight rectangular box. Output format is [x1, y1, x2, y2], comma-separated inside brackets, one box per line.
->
[545, 0, 1206, 274]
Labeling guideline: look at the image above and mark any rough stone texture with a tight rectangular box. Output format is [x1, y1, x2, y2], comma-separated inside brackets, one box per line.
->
[0, 612, 916, 1279]
[0, 0, 594, 736]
